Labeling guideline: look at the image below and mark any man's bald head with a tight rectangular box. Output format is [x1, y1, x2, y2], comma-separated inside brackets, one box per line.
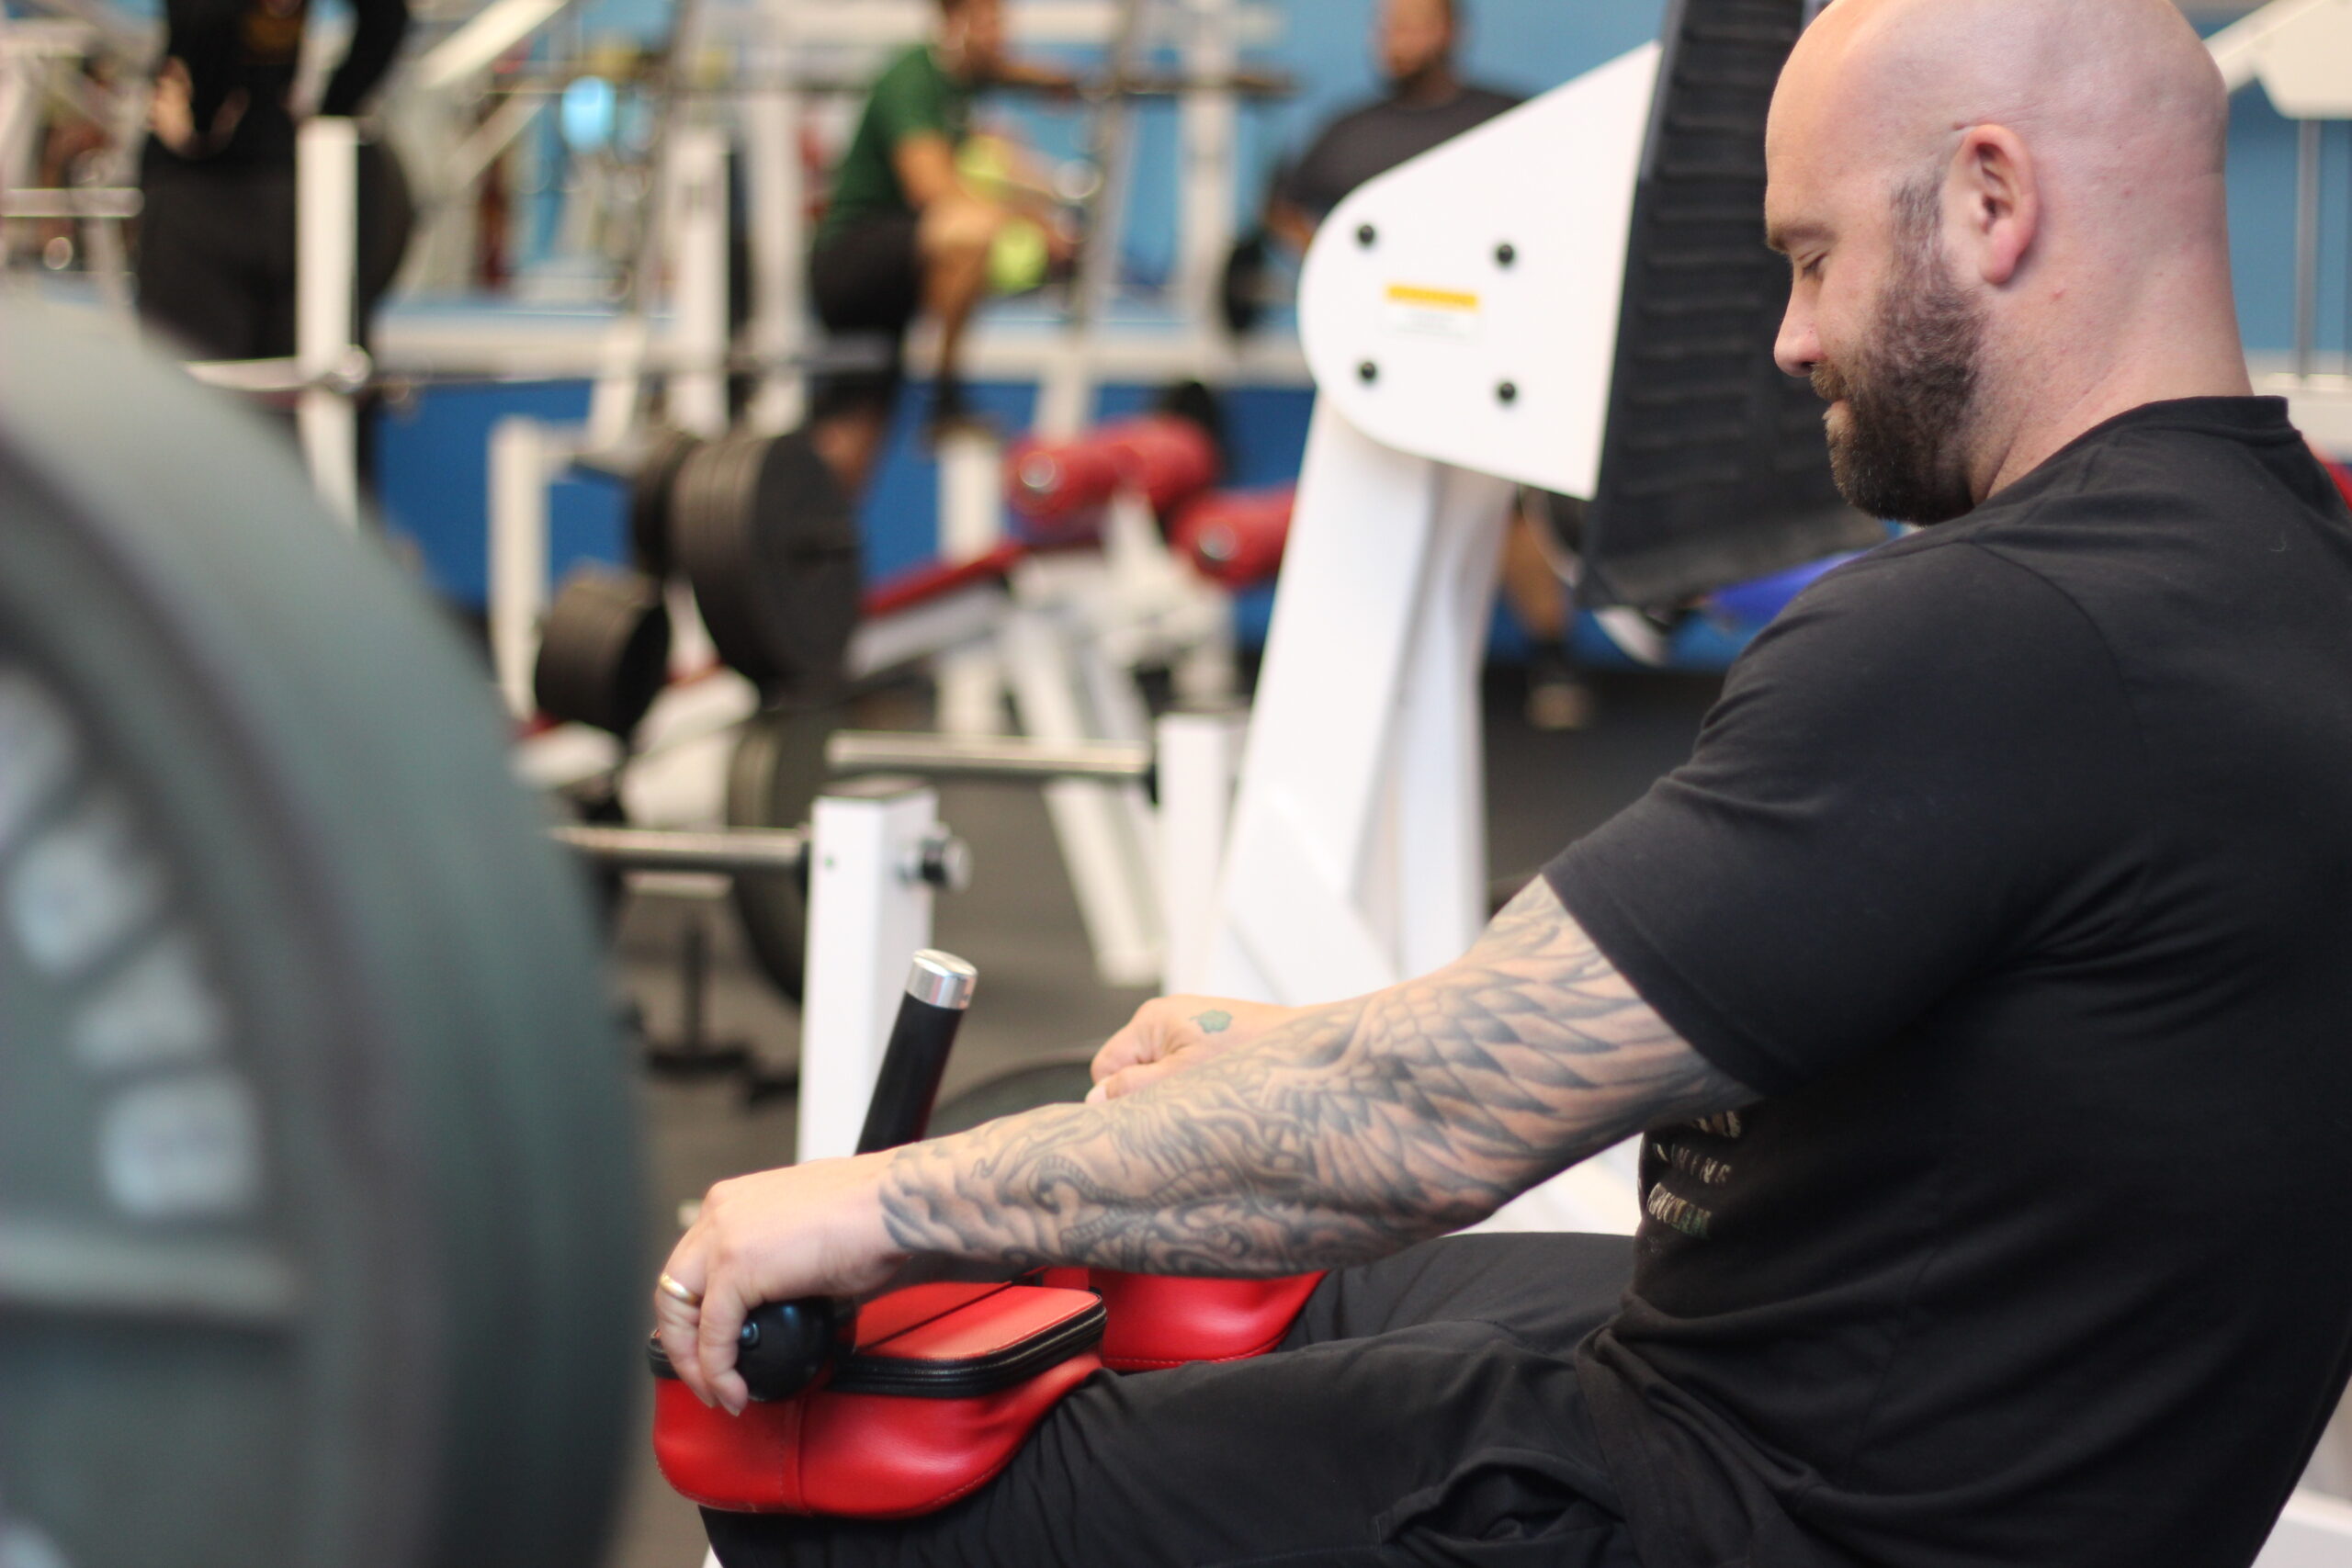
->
[1765, 0, 2248, 521]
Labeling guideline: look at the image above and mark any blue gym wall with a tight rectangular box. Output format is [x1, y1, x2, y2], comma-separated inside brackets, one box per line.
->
[373, 2, 2341, 615]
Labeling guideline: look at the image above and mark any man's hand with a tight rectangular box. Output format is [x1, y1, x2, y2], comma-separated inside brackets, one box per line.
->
[653, 1152, 906, 1415]
[1088, 995, 1304, 1102]
[150, 59, 245, 158]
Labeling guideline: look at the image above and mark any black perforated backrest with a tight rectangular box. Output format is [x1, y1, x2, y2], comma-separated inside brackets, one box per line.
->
[1579, 0, 1884, 611]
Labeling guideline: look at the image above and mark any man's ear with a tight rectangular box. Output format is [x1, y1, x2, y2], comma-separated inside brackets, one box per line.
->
[1952, 124, 2038, 288]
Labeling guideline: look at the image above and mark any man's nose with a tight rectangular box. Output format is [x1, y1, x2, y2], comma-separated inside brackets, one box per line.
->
[1774, 295, 1821, 380]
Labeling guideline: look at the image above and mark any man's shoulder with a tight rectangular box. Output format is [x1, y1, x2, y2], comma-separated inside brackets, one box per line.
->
[875, 44, 944, 92]
[1750, 533, 2104, 688]
[1455, 85, 1526, 116]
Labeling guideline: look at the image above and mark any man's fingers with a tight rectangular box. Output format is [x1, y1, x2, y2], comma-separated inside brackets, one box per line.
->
[1097, 1057, 1181, 1101]
[1091, 1022, 1159, 1084]
[652, 1293, 714, 1407]
[696, 1279, 751, 1416]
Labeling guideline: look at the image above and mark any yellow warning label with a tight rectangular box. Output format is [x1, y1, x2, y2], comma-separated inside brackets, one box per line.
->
[1384, 282, 1482, 341]
[1384, 284, 1481, 311]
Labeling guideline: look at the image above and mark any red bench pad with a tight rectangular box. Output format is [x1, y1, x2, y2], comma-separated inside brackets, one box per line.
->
[1034, 1270, 1327, 1371]
[654, 1283, 1103, 1517]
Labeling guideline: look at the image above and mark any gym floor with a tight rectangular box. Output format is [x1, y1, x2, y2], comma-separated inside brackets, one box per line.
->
[599, 667, 1725, 1568]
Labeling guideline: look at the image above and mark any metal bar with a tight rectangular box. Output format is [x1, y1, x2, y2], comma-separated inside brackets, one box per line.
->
[412, 0, 573, 94]
[0, 186, 139, 218]
[444, 93, 546, 202]
[0, 1216, 301, 1327]
[827, 730, 1153, 783]
[2300, 116, 2324, 380]
[295, 117, 360, 525]
[549, 824, 809, 874]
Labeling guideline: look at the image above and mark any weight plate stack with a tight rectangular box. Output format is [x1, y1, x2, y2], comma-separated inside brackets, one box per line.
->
[676, 431, 863, 700]
[533, 566, 673, 738]
[724, 705, 840, 1003]
[0, 306, 640, 1568]
[628, 427, 697, 579]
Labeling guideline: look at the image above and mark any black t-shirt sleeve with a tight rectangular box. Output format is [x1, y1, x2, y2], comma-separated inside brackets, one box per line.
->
[321, 0, 412, 118]
[1274, 113, 1361, 218]
[1546, 539, 2144, 1096]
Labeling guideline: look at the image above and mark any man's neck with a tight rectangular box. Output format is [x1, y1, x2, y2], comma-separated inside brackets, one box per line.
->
[1391, 64, 1464, 107]
[1974, 317, 2254, 500]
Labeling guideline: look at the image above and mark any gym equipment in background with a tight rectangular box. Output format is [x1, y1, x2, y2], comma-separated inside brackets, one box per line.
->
[1575, 2, 1882, 609]
[533, 565, 673, 738]
[0, 304, 640, 1568]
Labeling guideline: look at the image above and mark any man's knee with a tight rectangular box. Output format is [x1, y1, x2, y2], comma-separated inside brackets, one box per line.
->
[921, 198, 1002, 265]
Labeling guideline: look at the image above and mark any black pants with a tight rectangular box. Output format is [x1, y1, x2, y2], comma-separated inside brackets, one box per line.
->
[704, 1233, 1642, 1568]
[806, 212, 922, 423]
[136, 144, 413, 363]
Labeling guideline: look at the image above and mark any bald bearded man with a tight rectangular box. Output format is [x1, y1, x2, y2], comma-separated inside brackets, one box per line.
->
[662, 4, 2352, 1564]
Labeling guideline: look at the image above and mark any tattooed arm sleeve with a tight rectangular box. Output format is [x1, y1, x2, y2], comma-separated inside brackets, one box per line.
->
[878, 877, 1758, 1276]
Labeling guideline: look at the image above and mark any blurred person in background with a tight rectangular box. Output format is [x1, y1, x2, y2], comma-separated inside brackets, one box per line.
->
[138, 0, 411, 364]
[1258, 0, 1591, 729]
[804, 0, 1074, 496]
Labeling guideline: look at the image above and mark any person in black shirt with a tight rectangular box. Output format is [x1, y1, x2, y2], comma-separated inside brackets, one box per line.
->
[136, 0, 410, 362]
[1258, 0, 1596, 732]
[1261, 0, 1518, 252]
[661, 2, 2352, 1565]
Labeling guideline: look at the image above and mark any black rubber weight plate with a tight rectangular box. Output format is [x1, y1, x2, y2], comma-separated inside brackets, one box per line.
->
[628, 427, 696, 579]
[742, 431, 862, 694]
[533, 567, 672, 737]
[0, 306, 640, 1568]
[725, 705, 840, 1003]
[679, 434, 780, 687]
[926, 1055, 1101, 1138]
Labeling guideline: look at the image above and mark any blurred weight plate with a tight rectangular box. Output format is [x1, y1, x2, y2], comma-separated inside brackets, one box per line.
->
[676, 431, 862, 698]
[0, 305, 639, 1568]
[533, 566, 673, 738]
[628, 427, 698, 578]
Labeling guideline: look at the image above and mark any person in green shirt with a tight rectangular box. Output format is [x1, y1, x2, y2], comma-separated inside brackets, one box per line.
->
[807, 0, 1069, 494]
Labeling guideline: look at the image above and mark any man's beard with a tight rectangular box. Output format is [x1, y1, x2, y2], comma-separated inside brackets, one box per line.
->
[1814, 191, 1986, 525]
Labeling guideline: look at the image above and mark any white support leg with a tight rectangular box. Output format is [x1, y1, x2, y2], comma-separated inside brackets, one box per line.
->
[489, 415, 556, 717]
[1157, 706, 1245, 994]
[935, 427, 1008, 735]
[1388, 462, 1515, 977]
[1176, 0, 1240, 334]
[741, 85, 808, 434]
[666, 127, 731, 439]
[1206, 401, 1450, 1003]
[1002, 606, 1163, 987]
[296, 117, 361, 525]
[797, 780, 941, 1164]
[0, 52, 42, 266]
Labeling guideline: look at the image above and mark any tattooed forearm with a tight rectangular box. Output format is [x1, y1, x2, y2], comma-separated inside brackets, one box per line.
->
[879, 879, 1755, 1277]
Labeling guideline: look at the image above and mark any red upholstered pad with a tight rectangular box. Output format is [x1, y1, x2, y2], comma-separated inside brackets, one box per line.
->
[1087, 1271, 1326, 1371]
[850, 1282, 1006, 1349]
[654, 1284, 1104, 1517]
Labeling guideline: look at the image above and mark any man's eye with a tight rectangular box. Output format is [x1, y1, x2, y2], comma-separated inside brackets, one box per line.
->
[1799, 255, 1825, 280]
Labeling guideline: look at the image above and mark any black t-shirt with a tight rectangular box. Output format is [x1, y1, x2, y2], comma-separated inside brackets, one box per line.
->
[1275, 85, 1522, 220]
[144, 0, 408, 173]
[1547, 399, 2352, 1568]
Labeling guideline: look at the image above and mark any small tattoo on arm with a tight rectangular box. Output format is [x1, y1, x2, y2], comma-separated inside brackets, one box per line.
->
[1193, 1010, 1233, 1033]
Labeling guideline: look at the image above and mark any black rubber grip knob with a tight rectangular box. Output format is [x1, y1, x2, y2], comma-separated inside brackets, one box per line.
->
[855, 951, 979, 1156]
[736, 1296, 854, 1404]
